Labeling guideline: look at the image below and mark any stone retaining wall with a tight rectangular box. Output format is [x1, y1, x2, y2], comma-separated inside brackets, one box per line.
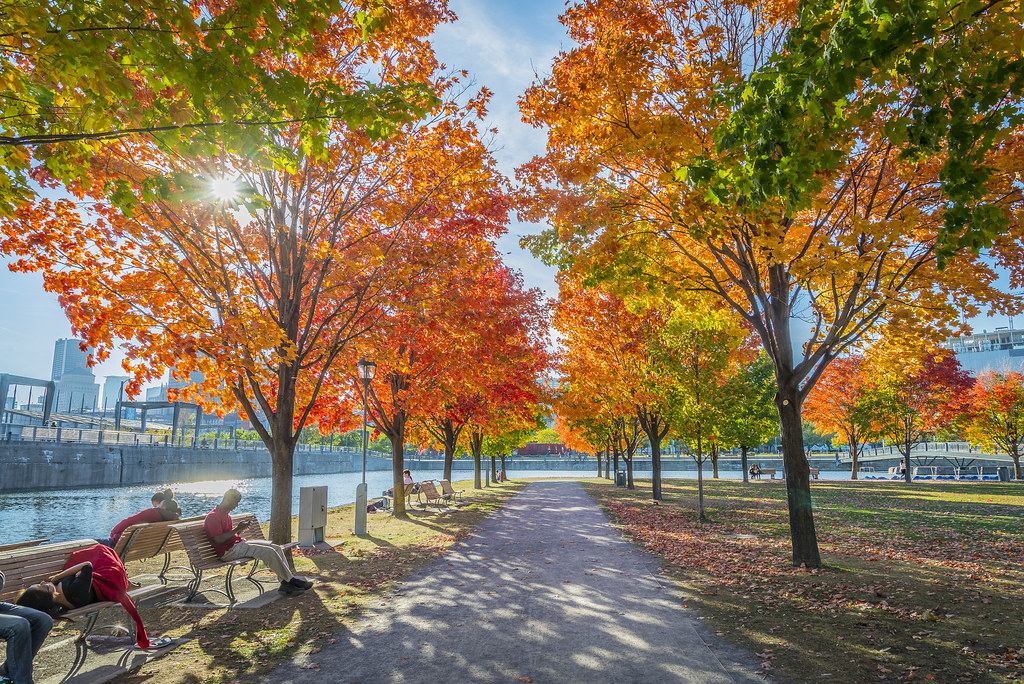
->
[0, 443, 390, 492]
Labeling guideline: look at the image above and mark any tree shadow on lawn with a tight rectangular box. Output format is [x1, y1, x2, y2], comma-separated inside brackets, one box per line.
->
[117, 588, 347, 683]
[587, 481, 1024, 682]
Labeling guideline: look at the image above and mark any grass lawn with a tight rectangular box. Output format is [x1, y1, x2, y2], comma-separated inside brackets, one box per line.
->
[66, 479, 525, 683]
[585, 478, 1024, 683]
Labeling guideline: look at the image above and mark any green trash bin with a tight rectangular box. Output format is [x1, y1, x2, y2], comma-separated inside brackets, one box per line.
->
[997, 466, 1010, 482]
[616, 470, 627, 487]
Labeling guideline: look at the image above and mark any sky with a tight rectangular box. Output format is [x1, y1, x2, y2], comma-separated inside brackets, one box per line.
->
[0, 0, 1016, 385]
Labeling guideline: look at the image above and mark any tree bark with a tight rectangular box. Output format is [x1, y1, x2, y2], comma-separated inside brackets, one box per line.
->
[470, 430, 484, 489]
[499, 453, 507, 480]
[710, 441, 719, 479]
[850, 441, 860, 480]
[490, 453, 498, 481]
[597, 448, 603, 478]
[268, 440, 295, 544]
[777, 383, 822, 568]
[741, 445, 749, 483]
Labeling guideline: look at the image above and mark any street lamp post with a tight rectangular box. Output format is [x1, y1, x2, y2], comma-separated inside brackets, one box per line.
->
[354, 358, 377, 536]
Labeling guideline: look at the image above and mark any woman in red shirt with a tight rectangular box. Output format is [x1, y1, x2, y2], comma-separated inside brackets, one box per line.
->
[103, 489, 182, 547]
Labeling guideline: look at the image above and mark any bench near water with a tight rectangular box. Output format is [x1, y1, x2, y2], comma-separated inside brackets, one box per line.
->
[0, 539, 153, 642]
[171, 513, 297, 604]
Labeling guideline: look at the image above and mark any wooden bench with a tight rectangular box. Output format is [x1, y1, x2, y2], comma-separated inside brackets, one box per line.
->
[0, 539, 151, 642]
[416, 481, 453, 509]
[0, 538, 49, 553]
[809, 468, 820, 479]
[114, 515, 204, 582]
[171, 514, 297, 604]
[438, 479, 465, 503]
[759, 468, 777, 479]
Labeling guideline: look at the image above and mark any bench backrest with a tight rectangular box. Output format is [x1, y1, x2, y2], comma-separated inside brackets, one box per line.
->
[0, 538, 49, 553]
[0, 539, 97, 602]
[420, 481, 444, 500]
[438, 480, 460, 497]
[761, 468, 776, 474]
[171, 513, 261, 568]
[115, 515, 205, 564]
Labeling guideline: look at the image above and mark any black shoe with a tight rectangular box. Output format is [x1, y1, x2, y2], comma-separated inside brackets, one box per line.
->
[279, 581, 303, 596]
[290, 576, 314, 590]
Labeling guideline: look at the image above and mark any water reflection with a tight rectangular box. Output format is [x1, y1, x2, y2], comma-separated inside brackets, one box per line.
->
[0, 469, 852, 545]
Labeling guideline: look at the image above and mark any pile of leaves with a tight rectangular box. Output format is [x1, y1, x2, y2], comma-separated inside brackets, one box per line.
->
[588, 479, 1024, 683]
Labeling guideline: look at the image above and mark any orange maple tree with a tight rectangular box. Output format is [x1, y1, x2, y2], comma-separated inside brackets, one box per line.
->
[518, 0, 1024, 566]
[961, 372, 1024, 479]
[0, 4, 507, 541]
[803, 355, 872, 480]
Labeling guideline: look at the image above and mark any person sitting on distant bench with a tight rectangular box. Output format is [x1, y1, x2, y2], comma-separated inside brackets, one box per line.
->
[101, 489, 182, 547]
[749, 464, 761, 479]
[204, 489, 312, 596]
[385, 470, 420, 498]
[1, 570, 52, 684]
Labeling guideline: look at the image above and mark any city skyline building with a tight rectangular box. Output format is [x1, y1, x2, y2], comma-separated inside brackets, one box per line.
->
[943, 326, 1024, 376]
[50, 337, 90, 381]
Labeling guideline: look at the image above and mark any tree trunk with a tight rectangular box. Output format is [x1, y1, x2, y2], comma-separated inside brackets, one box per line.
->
[651, 439, 662, 500]
[443, 449, 454, 483]
[777, 383, 821, 568]
[903, 431, 913, 483]
[605, 445, 611, 479]
[390, 414, 408, 518]
[626, 454, 634, 489]
[268, 440, 295, 544]
[471, 430, 484, 489]
[597, 448, 603, 478]
[499, 453, 507, 480]
[741, 445, 749, 483]
[490, 453, 498, 481]
[850, 442, 860, 480]
[710, 441, 719, 479]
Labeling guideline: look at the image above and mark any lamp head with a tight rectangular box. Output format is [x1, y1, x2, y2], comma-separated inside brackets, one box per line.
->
[356, 358, 377, 383]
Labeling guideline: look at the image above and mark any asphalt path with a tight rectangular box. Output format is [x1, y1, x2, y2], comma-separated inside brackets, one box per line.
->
[263, 481, 761, 684]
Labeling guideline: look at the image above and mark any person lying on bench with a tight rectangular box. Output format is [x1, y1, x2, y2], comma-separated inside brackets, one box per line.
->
[102, 489, 182, 547]
[1, 570, 52, 684]
[204, 489, 313, 597]
[15, 544, 150, 648]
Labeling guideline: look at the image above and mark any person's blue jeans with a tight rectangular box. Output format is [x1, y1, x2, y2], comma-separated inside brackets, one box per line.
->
[0, 602, 53, 684]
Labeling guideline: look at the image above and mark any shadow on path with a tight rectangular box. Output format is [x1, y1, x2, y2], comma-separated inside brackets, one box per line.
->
[261, 481, 760, 684]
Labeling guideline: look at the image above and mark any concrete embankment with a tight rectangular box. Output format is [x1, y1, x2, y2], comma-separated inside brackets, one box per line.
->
[0, 443, 392, 492]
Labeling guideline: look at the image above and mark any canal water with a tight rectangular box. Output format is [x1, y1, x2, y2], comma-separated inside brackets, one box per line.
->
[0, 468, 853, 546]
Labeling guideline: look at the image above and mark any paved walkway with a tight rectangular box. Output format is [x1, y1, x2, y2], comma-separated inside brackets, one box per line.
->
[263, 481, 760, 683]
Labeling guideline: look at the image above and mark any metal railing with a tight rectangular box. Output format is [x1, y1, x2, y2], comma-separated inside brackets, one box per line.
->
[8, 425, 367, 454]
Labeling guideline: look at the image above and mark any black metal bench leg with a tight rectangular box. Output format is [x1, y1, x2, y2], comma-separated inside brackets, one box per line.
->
[185, 567, 203, 602]
[225, 564, 236, 604]
[77, 612, 100, 642]
[245, 561, 267, 595]
[159, 553, 172, 584]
